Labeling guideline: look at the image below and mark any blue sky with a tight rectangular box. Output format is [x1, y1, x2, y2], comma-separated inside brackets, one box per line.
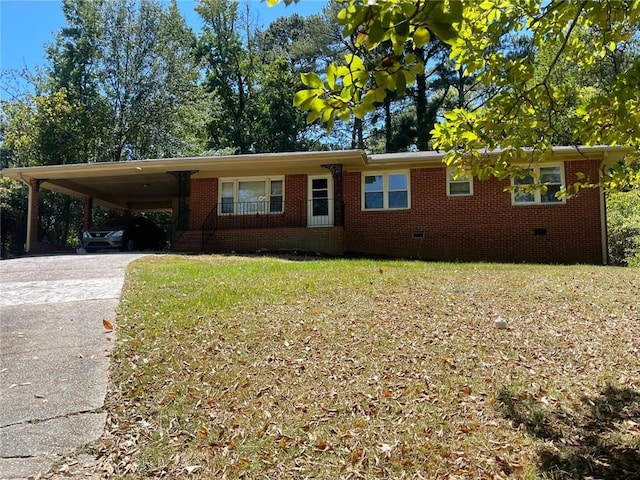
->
[0, 0, 327, 98]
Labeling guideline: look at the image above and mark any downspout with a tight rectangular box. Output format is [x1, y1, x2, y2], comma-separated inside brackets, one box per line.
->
[600, 184, 608, 265]
[599, 156, 609, 265]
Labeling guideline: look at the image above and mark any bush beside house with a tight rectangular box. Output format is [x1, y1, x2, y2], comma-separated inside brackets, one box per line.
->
[608, 191, 640, 267]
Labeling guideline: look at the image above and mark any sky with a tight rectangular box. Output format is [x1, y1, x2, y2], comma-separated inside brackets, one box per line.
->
[0, 0, 328, 99]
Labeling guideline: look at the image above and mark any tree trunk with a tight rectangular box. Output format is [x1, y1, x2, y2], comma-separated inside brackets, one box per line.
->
[384, 94, 392, 152]
[414, 47, 428, 151]
[351, 116, 363, 149]
[457, 70, 465, 108]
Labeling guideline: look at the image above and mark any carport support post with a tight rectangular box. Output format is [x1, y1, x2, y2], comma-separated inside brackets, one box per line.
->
[83, 196, 93, 231]
[25, 178, 42, 253]
[168, 170, 196, 231]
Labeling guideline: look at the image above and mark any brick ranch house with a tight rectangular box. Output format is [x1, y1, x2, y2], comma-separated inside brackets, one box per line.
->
[1, 146, 627, 264]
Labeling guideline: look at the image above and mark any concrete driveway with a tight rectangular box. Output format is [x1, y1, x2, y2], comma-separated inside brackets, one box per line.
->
[0, 253, 147, 479]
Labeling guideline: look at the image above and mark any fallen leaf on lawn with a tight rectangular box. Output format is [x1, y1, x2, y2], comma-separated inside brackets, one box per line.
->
[103, 320, 114, 331]
[378, 443, 394, 455]
[350, 447, 366, 464]
[314, 440, 329, 451]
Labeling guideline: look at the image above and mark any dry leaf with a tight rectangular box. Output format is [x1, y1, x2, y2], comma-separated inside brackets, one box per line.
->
[378, 443, 394, 455]
[93, 256, 639, 478]
[314, 440, 329, 451]
[350, 447, 366, 464]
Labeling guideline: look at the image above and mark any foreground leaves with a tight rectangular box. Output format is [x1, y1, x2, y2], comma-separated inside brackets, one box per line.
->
[278, 0, 640, 191]
[94, 256, 639, 478]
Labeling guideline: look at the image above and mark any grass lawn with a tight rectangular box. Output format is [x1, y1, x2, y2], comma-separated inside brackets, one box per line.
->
[93, 255, 639, 479]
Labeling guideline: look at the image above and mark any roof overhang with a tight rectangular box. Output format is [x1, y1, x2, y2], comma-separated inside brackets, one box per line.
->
[366, 145, 630, 170]
[1, 150, 368, 211]
[0, 146, 628, 212]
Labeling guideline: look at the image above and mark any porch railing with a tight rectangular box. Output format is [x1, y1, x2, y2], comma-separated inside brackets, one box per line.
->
[171, 216, 186, 248]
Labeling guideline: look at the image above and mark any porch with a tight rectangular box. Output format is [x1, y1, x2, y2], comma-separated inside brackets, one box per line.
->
[174, 199, 345, 254]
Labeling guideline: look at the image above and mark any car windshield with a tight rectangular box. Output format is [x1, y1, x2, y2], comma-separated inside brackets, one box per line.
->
[98, 218, 127, 229]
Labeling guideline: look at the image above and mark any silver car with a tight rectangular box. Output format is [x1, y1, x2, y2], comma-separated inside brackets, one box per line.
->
[81, 216, 165, 252]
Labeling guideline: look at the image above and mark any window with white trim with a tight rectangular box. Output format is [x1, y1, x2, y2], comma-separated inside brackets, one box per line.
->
[363, 172, 409, 210]
[447, 168, 473, 196]
[219, 177, 284, 214]
[512, 165, 565, 205]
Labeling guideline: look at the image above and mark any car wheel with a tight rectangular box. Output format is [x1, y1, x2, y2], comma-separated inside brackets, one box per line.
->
[119, 239, 135, 252]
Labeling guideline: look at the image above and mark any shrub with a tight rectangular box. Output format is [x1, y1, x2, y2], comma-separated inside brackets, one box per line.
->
[607, 191, 640, 266]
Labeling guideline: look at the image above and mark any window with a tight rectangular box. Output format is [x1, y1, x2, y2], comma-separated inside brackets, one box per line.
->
[363, 172, 409, 210]
[310, 177, 329, 217]
[512, 165, 564, 205]
[219, 177, 284, 214]
[447, 168, 473, 196]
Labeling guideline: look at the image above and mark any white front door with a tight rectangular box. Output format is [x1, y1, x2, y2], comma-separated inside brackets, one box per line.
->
[308, 175, 333, 227]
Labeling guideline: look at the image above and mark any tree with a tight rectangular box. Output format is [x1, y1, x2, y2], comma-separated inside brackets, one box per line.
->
[157, 0, 208, 157]
[46, 0, 108, 163]
[98, 0, 201, 161]
[3, 0, 203, 164]
[607, 191, 640, 266]
[258, 13, 323, 72]
[275, 0, 640, 191]
[0, 177, 27, 258]
[0, 0, 203, 254]
[197, 1, 325, 153]
[196, 0, 257, 153]
[252, 58, 310, 152]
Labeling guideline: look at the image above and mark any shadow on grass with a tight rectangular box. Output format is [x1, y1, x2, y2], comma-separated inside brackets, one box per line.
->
[497, 385, 640, 479]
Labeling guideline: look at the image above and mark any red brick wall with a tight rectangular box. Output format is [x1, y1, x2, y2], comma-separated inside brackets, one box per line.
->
[189, 178, 218, 230]
[344, 160, 604, 264]
[210, 227, 344, 255]
[282, 174, 307, 226]
[184, 161, 604, 264]
[174, 227, 344, 256]
[285, 174, 307, 202]
[172, 230, 202, 253]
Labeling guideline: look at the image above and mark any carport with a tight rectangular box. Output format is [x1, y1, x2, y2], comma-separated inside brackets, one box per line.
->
[2, 158, 198, 253]
[1, 151, 367, 253]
